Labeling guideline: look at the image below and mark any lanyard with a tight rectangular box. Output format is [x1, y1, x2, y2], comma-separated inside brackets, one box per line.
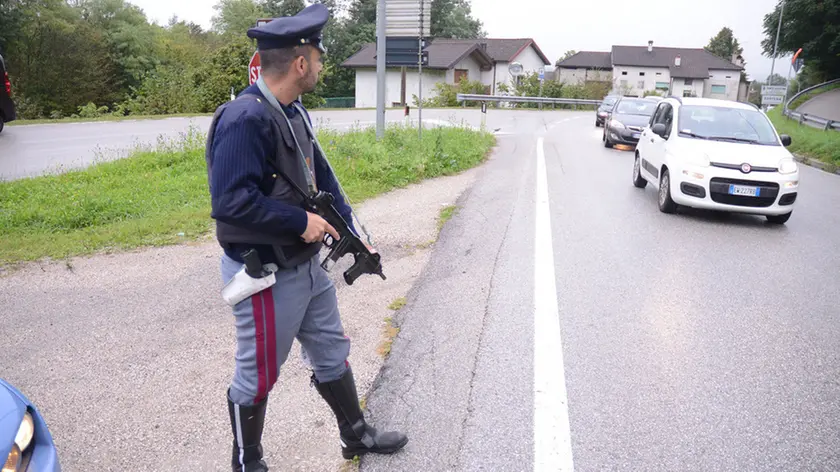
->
[256, 76, 317, 194]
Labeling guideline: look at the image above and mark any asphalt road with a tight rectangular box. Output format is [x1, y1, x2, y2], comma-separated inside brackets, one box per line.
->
[0, 108, 486, 181]
[362, 111, 840, 471]
[797, 87, 840, 121]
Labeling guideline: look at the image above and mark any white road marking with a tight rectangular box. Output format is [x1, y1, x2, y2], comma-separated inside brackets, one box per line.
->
[534, 136, 575, 471]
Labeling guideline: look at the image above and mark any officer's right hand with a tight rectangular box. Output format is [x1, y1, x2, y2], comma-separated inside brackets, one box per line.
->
[301, 212, 340, 244]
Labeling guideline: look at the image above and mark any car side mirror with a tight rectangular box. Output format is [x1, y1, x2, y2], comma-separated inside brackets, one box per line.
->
[780, 134, 792, 147]
[651, 123, 667, 137]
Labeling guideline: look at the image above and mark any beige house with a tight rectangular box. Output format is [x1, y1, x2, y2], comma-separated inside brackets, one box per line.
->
[555, 42, 749, 102]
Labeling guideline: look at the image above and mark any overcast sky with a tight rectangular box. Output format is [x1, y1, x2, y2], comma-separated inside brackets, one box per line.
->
[127, 0, 794, 82]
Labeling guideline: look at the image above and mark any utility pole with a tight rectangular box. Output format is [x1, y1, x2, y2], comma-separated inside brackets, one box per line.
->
[376, 0, 386, 140]
[768, 0, 785, 85]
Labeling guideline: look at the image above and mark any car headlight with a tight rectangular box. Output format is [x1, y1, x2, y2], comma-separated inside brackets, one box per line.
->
[3, 412, 34, 472]
[609, 120, 625, 130]
[779, 158, 798, 174]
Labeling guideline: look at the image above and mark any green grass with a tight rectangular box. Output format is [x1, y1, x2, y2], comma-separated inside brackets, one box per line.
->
[437, 205, 457, 232]
[788, 82, 840, 110]
[0, 124, 495, 266]
[767, 106, 840, 168]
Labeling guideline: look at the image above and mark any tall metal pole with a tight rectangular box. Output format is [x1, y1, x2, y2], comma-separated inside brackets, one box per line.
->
[768, 0, 785, 84]
[418, 0, 423, 140]
[784, 59, 793, 110]
[376, 0, 386, 140]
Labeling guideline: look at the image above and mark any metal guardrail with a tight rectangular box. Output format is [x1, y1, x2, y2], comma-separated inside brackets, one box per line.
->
[782, 78, 840, 131]
[456, 93, 602, 108]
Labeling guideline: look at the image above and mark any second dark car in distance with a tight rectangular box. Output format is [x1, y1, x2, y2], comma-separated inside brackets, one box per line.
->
[602, 96, 659, 148]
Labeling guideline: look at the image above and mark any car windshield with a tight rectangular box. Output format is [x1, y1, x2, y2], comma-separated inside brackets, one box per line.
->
[615, 100, 657, 116]
[677, 105, 779, 145]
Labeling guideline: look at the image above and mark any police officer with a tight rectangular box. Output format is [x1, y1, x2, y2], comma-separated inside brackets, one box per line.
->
[205, 4, 408, 471]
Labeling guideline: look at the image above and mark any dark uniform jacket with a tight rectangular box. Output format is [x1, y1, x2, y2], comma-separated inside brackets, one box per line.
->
[206, 83, 356, 267]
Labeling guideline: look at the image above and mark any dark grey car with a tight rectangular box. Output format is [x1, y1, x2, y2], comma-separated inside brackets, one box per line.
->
[595, 94, 619, 127]
[0, 54, 16, 133]
[602, 97, 658, 148]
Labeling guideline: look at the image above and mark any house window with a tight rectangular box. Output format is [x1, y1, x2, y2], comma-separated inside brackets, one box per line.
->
[656, 72, 662, 76]
[637, 81, 645, 89]
[726, 76, 732, 79]
[620, 80, 628, 87]
[454, 69, 468, 83]
[711, 85, 726, 94]
[684, 79, 693, 86]
[621, 71, 628, 76]
[639, 72, 645, 76]
[655, 82, 669, 91]
[683, 89, 693, 97]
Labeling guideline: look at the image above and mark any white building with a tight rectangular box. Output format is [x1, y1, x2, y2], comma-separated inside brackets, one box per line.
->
[555, 42, 749, 102]
[341, 38, 551, 108]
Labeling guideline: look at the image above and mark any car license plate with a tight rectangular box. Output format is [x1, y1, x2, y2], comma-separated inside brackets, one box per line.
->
[729, 184, 760, 197]
[632, 132, 640, 139]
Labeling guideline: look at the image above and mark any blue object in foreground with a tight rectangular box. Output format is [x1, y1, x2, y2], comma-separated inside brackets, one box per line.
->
[0, 378, 60, 472]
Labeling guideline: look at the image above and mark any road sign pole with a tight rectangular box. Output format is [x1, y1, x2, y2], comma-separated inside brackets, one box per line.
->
[376, 0, 386, 140]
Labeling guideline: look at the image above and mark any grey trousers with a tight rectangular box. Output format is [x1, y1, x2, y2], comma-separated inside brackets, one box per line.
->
[220, 252, 351, 406]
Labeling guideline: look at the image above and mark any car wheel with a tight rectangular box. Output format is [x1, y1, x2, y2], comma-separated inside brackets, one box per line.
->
[658, 168, 678, 213]
[766, 212, 792, 224]
[0, 120, 4, 134]
[632, 154, 647, 188]
[604, 131, 613, 148]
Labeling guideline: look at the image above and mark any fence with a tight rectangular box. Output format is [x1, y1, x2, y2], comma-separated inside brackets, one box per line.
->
[782, 78, 840, 132]
[455, 93, 602, 110]
[320, 97, 356, 109]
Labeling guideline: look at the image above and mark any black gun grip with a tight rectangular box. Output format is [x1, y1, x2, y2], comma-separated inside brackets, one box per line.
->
[242, 249, 264, 278]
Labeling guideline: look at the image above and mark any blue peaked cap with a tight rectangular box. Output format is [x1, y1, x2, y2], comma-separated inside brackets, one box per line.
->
[247, 3, 329, 53]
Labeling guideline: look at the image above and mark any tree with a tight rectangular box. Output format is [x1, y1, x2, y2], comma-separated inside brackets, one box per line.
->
[263, 0, 306, 17]
[212, 0, 268, 36]
[555, 50, 576, 66]
[705, 27, 744, 63]
[761, 0, 840, 83]
[431, 0, 484, 39]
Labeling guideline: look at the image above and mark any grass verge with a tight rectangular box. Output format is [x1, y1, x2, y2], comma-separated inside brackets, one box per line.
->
[0, 124, 495, 266]
[767, 106, 840, 168]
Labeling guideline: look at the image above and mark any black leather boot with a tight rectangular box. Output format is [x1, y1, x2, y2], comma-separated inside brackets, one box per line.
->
[313, 366, 409, 460]
[227, 389, 269, 472]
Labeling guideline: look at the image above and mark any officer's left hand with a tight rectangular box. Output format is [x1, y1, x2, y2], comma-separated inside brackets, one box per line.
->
[365, 243, 378, 254]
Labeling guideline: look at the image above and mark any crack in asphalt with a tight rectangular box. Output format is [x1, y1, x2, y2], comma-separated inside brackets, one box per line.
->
[453, 156, 521, 469]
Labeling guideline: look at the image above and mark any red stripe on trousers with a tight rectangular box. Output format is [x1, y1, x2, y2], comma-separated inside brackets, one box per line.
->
[251, 291, 267, 403]
[263, 289, 278, 391]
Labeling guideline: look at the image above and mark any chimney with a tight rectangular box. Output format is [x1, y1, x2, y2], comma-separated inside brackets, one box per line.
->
[675, 54, 681, 67]
[648, 40, 653, 52]
[480, 42, 487, 51]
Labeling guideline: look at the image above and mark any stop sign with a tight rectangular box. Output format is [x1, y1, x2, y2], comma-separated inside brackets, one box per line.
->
[249, 51, 261, 85]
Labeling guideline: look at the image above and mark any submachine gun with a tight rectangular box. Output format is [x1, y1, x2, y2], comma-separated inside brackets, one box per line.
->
[267, 159, 386, 286]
